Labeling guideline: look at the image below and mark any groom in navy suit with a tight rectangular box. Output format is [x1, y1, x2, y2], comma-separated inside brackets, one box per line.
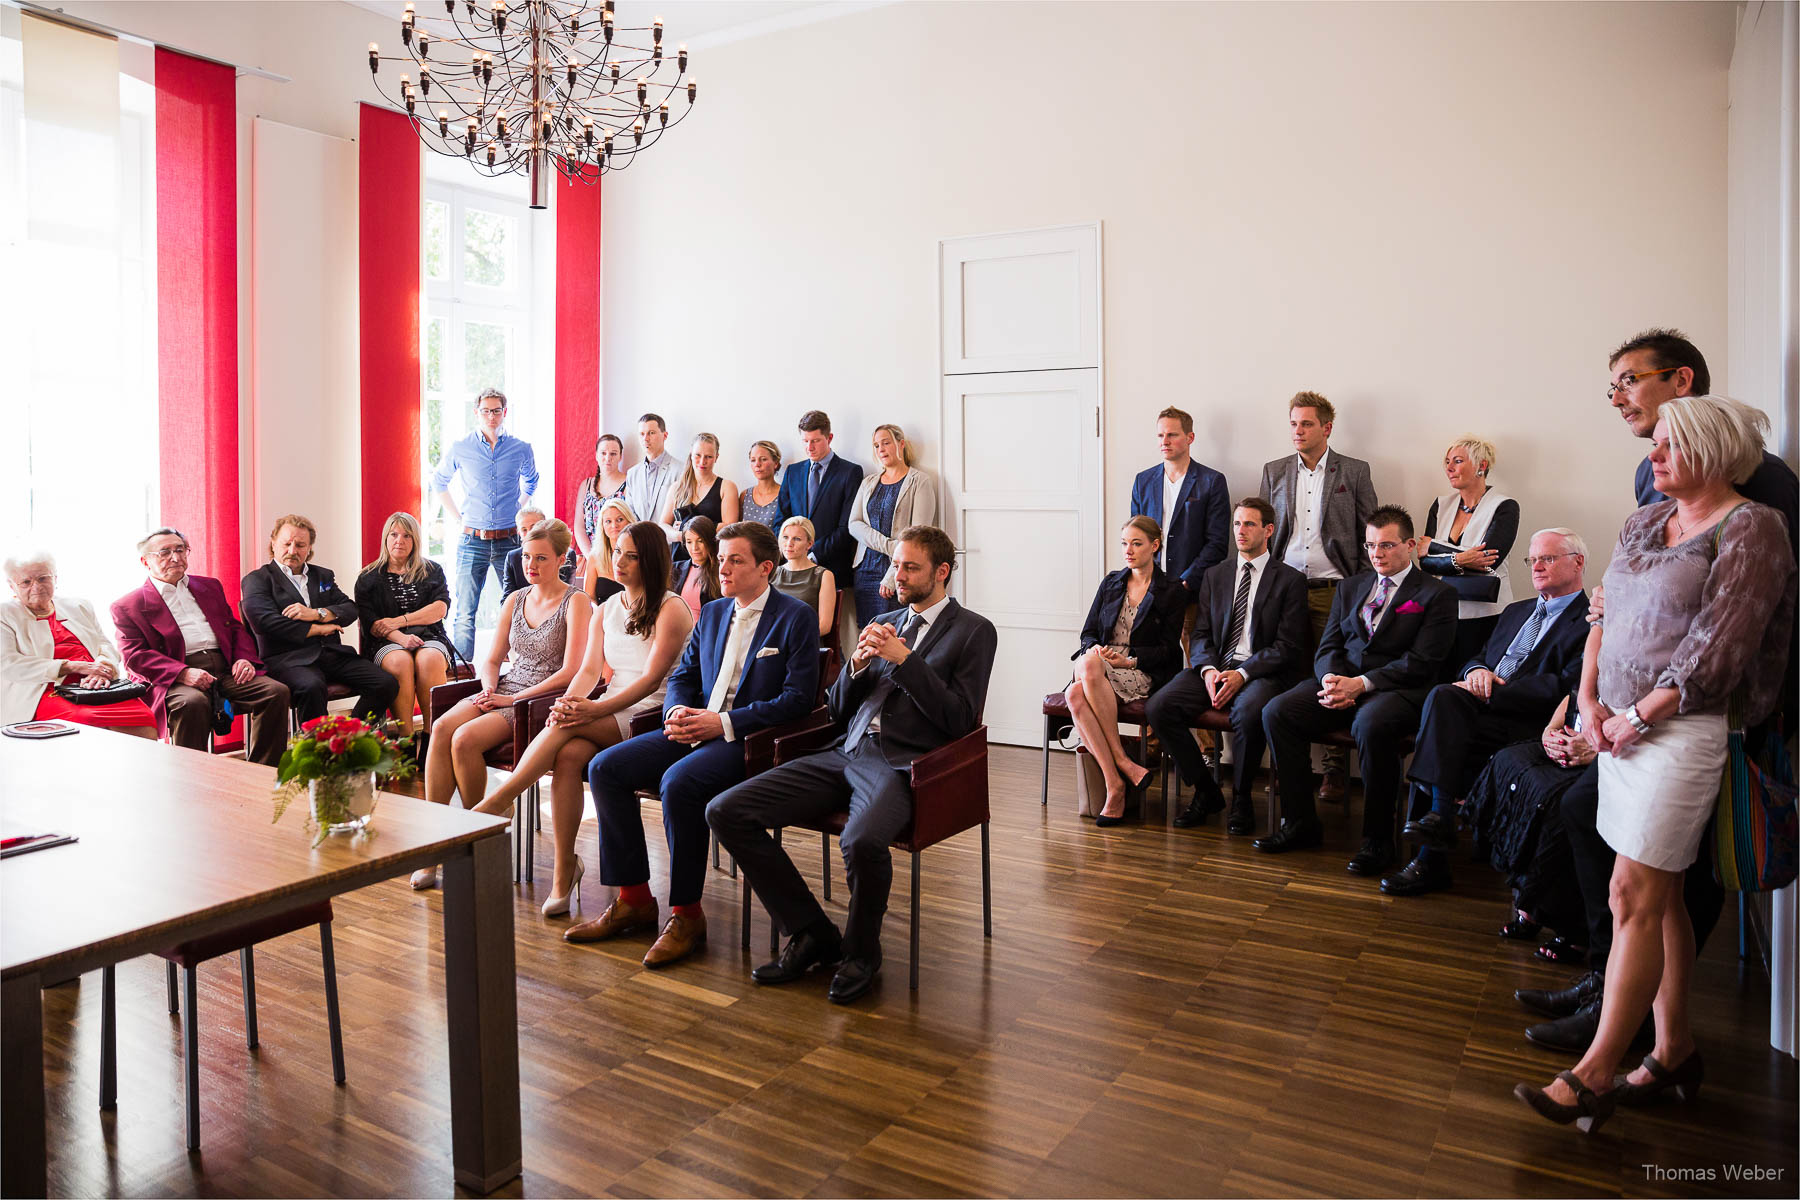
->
[566, 521, 820, 968]
[776, 409, 864, 581]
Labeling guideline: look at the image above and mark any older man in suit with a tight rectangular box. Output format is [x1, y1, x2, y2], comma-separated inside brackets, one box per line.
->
[567, 521, 821, 968]
[709, 524, 997, 1003]
[777, 409, 864, 582]
[240, 514, 397, 724]
[1259, 505, 1457, 876]
[1381, 528, 1592, 896]
[112, 527, 292, 764]
[1130, 406, 1231, 594]
[1259, 391, 1379, 802]
[1146, 498, 1311, 835]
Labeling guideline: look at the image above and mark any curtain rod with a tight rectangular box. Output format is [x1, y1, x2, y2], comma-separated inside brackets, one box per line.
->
[9, 1, 292, 82]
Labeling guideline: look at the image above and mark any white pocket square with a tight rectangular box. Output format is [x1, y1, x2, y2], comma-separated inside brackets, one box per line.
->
[755, 646, 780, 659]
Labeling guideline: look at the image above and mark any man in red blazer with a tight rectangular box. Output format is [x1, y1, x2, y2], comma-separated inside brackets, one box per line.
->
[112, 527, 292, 765]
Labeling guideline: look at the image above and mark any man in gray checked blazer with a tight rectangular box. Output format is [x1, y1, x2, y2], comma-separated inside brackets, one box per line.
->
[1258, 391, 1378, 802]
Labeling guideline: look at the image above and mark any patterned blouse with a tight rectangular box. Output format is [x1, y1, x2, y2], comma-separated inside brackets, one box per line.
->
[741, 488, 782, 530]
[857, 476, 904, 575]
[577, 476, 628, 540]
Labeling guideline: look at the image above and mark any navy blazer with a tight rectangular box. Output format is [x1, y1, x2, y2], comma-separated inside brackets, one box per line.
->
[1129, 461, 1231, 591]
[1190, 556, 1312, 685]
[240, 561, 361, 672]
[1315, 568, 1459, 700]
[1075, 567, 1189, 693]
[826, 598, 998, 768]
[777, 454, 864, 580]
[663, 585, 819, 740]
[1460, 591, 1591, 719]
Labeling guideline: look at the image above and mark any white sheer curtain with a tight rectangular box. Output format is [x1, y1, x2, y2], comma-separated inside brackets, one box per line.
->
[0, 10, 157, 614]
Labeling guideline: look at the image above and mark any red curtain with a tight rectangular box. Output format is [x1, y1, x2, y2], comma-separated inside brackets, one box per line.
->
[154, 48, 239, 604]
[358, 103, 422, 562]
[555, 162, 602, 525]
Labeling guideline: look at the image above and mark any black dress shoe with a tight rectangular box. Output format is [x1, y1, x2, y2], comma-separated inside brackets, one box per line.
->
[1253, 819, 1323, 854]
[1226, 802, 1255, 836]
[1516, 970, 1603, 1018]
[828, 956, 881, 1004]
[1345, 839, 1395, 876]
[1379, 855, 1452, 896]
[1400, 810, 1456, 846]
[751, 926, 843, 985]
[1526, 997, 1653, 1055]
[1173, 780, 1224, 829]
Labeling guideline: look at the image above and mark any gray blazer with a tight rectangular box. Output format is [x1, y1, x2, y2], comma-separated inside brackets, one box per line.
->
[1259, 449, 1378, 581]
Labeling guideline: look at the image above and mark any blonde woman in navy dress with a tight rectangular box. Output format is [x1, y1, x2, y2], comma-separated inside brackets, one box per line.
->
[847, 424, 936, 628]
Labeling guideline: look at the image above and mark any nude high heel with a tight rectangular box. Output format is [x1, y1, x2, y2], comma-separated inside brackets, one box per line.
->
[541, 855, 586, 917]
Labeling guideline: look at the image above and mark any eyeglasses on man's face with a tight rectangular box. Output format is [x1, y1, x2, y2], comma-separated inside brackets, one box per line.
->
[1363, 540, 1406, 554]
[477, 405, 506, 417]
[149, 545, 190, 560]
[1606, 366, 1678, 400]
[1522, 553, 1575, 568]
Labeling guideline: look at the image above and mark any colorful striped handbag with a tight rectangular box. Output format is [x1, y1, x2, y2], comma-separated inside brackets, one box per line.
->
[1712, 706, 1797, 892]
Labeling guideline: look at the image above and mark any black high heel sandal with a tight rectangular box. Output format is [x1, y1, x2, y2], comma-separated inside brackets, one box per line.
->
[1533, 936, 1586, 965]
[1498, 911, 1542, 941]
[1513, 1069, 1616, 1134]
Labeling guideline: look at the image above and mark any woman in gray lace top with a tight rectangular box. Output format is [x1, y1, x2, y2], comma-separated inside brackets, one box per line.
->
[1517, 396, 1796, 1134]
[414, 518, 592, 890]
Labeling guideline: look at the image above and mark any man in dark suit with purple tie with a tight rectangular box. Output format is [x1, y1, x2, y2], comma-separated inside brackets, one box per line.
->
[112, 527, 292, 765]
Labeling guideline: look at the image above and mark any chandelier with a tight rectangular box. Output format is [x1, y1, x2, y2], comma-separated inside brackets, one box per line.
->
[365, 0, 699, 207]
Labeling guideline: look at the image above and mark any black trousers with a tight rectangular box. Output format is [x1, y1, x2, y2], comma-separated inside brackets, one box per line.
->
[1144, 668, 1291, 802]
[1263, 680, 1420, 840]
[1408, 683, 1547, 799]
[707, 735, 913, 962]
[1558, 762, 1725, 969]
[272, 649, 398, 723]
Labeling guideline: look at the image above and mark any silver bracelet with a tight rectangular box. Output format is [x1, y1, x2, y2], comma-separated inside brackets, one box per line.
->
[1624, 704, 1652, 735]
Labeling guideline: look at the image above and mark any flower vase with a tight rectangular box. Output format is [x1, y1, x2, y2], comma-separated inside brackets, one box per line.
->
[310, 771, 377, 835]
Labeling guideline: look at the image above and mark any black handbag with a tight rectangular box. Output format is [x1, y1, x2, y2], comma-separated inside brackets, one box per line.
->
[1441, 574, 1502, 603]
[52, 678, 148, 706]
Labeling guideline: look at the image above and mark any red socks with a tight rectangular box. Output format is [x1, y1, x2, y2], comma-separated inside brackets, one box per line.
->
[672, 902, 704, 919]
[619, 883, 653, 907]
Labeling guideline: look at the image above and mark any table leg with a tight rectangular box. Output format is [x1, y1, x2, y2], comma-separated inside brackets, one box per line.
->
[441, 834, 521, 1192]
[2, 971, 46, 1199]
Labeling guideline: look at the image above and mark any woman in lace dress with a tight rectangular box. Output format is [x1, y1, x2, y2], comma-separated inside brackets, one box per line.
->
[1064, 516, 1189, 825]
[415, 518, 592, 890]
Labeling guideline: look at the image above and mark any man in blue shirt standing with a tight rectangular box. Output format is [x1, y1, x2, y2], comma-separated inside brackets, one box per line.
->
[430, 387, 540, 659]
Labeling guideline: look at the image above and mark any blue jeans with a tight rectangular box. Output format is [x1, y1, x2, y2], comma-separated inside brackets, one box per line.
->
[451, 533, 518, 660]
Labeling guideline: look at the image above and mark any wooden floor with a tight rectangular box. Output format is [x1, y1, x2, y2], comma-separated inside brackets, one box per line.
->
[38, 746, 1798, 1198]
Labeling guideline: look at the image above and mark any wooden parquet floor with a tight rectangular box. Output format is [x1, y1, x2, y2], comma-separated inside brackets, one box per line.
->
[37, 746, 1798, 1198]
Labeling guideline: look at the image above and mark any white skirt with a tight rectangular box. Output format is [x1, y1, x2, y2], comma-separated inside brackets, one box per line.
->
[1596, 711, 1728, 872]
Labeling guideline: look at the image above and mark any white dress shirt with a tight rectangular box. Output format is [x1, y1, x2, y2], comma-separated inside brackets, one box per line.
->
[864, 591, 951, 733]
[707, 585, 770, 743]
[1159, 463, 1186, 568]
[1282, 449, 1340, 581]
[154, 576, 220, 654]
[280, 564, 312, 601]
[1205, 551, 1270, 674]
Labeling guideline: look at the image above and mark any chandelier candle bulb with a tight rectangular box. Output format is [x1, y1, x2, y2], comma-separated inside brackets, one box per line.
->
[653, 18, 663, 44]
[437, 110, 449, 136]
[652, 43, 662, 64]
[658, 102, 667, 126]
[635, 77, 646, 102]
[687, 78, 696, 102]
[419, 64, 431, 93]
[678, 46, 687, 71]
[417, 32, 429, 57]
[486, 142, 496, 165]
[368, 43, 378, 72]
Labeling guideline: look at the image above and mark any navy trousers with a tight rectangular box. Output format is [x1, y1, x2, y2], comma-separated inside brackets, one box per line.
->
[589, 729, 746, 906]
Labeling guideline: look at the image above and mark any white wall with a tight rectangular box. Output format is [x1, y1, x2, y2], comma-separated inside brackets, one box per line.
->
[601, 1, 1736, 579]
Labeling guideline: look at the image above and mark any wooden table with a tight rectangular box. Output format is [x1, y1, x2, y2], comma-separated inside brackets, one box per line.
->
[0, 731, 521, 1197]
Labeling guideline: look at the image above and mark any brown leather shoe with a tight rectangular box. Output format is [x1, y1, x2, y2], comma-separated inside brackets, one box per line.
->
[564, 896, 659, 944]
[1317, 769, 1348, 803]
[643, 910, 707, 968]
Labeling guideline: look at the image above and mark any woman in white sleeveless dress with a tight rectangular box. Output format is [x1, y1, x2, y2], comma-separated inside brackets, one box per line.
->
[473, 521, 693, 917]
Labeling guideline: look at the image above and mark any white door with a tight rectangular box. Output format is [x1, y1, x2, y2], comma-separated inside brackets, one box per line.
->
[941, 225, 1100, 375]
[943, 370, 1102, 745]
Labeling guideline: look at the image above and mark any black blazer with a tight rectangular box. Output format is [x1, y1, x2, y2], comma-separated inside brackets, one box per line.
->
[826, 598, 998, 769]
[501, 546, 578, 598]
[353, 560, 453, 659]
[777, 454, 864, 580]
[1190, 556, 1312, 685]
[1315, 568, 1459, 700]
[1460, 591, 1591, 720]
[240, 561, 361, 671]
[1075, 567, 1188, 694]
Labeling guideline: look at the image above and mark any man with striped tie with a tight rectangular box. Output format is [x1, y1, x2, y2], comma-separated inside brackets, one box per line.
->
[1381, 528, 1592, 897]
[1147, 499, 1311, 835]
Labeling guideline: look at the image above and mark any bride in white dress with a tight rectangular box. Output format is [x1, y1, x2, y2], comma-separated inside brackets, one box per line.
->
[474, 521, 694, 916]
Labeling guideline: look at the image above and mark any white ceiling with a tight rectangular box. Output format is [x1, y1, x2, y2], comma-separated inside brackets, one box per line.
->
[345, 1, 877, 50]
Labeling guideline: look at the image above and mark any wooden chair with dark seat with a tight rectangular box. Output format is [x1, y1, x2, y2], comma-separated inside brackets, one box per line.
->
[427, 678, 543, 882]
[1159, 708, 1239, 817]
[1041, 691, 1164, 817]
[98, 900, 343, 1152]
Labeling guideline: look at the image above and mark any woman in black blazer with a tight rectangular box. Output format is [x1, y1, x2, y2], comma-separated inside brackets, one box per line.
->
[355, 512, 455, 734]
[1065, 515, 1188, 825]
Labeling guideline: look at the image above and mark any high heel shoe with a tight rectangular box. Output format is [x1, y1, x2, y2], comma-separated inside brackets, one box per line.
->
[1613, 1050, 1703, 1106]
[1513, 1069, 1617, 1134]
[541, 855, 586, 917]
[409, 866, 439, 891]
[1094, 811, 1126, 828]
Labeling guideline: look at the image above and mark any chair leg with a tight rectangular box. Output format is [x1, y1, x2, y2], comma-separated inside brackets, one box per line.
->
[770, 828, 782, 955]
[526, 783, 539, 884]
[183, 966, 200, 1152]
[981, 824, 992, 939]
[711, 829, 721, 870]
[166, 961, 179, 1014]
[1040, 716, 1051, 805]
[320, 923, 346, 1085]
[821, 832, 832, 903]
[510, 801, 523, 885]
[741, 870, 753, 952]
[909, 851, 921, 991]
[100, 966, 117, 1110]
[240, 948, 259, 1050]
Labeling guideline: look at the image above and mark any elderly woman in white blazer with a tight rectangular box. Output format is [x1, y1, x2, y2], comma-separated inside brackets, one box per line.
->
[1, 551, 155, 734]
[1419, 435, 1520, 671]
[846, 423, 938, 628]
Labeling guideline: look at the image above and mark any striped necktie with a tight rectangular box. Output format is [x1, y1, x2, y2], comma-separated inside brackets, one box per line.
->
[1363, 576, 1393, 636]
[1496, 599, 1548, 679]
[1222, 560, 1253, 667]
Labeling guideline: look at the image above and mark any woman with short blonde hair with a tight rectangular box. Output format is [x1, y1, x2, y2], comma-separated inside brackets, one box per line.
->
[1420, 433, 1519, 668]
[771, 516, 838, 638]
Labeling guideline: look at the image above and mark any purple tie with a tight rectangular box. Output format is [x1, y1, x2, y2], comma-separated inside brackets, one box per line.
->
[1363, 576, 1393, 636]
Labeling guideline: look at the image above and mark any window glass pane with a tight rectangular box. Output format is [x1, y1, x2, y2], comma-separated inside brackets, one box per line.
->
[424, 199, 448, 281]
[424, 316, 444, 393]
[463, 320, 510, 395]
[463, 206, 513, 287]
